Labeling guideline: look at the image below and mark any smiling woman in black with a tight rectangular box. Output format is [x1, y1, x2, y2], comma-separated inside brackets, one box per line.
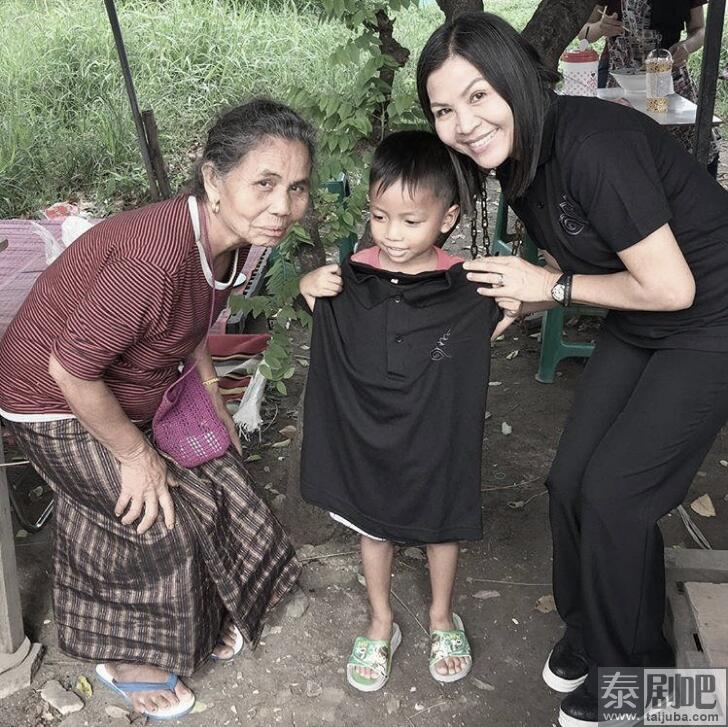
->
[418, 12, 728, 727]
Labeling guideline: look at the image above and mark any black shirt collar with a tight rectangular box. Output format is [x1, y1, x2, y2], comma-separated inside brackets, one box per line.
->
[343, 257, 462, 309]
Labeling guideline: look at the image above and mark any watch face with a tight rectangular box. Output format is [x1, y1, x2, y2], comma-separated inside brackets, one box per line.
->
[552, 284, 565, 303]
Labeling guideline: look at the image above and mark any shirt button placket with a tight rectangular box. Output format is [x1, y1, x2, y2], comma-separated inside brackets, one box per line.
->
[388, 291, 408, 375]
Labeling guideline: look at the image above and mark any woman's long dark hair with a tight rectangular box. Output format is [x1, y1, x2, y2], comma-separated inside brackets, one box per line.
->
[416, 12, 559, 200]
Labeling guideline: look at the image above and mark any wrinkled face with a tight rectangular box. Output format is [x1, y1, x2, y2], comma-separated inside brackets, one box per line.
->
[369, 179, 459, 274]
[426, 54, 515, 170]
[204, 136, 311, 248]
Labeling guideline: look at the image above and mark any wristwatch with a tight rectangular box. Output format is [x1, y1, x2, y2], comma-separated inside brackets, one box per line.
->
[551, 273, 573, 307]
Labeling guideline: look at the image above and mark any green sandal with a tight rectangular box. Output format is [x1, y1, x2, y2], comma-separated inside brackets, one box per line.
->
[346, 623, 402, 692]
[429, 613, 472, 683]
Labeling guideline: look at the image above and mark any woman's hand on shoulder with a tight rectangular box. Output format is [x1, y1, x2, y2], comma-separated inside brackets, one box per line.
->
[299, 264, 343, 310]
[115, 445, 174, 534]
[464, 255, 559, 304]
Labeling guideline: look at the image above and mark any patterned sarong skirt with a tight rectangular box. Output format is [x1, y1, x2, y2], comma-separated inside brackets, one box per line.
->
[9, 418, 300, 676]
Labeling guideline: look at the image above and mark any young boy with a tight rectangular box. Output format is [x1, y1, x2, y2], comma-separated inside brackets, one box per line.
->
[299, 131, 501, 692]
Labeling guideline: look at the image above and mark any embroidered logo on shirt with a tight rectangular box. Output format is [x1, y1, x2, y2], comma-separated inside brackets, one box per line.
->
[558, 196, 588, 236]
[431, 329, 452, 361]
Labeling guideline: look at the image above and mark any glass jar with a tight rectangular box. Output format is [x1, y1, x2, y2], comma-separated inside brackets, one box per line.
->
[645, 48, 673, 113]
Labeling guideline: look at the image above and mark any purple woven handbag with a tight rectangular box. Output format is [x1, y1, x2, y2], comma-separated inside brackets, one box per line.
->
[152, 198, 231, 467]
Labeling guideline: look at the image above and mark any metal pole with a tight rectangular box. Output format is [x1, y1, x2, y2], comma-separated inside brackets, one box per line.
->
[693, 0, 726, 165]
[104, 0, 160, 199]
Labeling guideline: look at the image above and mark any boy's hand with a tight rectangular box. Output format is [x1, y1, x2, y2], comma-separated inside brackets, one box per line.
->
[299, 264, 343, 309]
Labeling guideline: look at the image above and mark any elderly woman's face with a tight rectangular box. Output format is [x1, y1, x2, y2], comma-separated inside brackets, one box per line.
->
[209, 137, 311, 248]
[426, 54, 515, 170]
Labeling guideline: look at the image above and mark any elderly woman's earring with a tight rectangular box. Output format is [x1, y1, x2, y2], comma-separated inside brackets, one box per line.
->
[212, 199, 221, 214]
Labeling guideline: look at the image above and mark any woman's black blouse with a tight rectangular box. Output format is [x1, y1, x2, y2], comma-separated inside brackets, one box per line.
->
[300, 259, 501, 543]
[499, 94, 728, 352]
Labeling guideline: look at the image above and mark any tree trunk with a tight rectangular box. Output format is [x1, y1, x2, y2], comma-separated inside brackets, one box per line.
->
[522, 0, 596, 69]
[296, 200, 326, 274]
[434, 0, 595, 73]
[368, 9, 410, 141]
[435, 0, 483, 19]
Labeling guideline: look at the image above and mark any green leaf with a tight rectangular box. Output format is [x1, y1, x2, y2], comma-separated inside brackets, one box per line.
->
[282, 366, 296, 380]
[275, 381, 288, 395]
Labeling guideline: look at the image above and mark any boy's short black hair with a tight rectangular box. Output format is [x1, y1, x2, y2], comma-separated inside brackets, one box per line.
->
[369, 130, 460, 207]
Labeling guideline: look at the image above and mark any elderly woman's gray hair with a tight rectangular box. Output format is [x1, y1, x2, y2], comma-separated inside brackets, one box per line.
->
[191, 98, 316, 198]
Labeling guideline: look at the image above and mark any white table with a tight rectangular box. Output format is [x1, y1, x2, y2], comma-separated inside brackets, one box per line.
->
[597, 88, 722, 126]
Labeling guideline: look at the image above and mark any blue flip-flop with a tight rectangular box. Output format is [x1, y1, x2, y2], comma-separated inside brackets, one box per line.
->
[95, 664, 196, 721]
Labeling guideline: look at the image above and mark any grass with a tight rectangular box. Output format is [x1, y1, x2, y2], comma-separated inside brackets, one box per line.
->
[0, 0, 725, 217]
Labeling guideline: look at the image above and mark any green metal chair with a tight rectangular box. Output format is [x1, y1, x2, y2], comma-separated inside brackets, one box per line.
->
[492, 195, 603, 383]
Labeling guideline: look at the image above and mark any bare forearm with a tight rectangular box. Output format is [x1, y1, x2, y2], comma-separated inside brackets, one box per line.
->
[48, 354, 150, 461]
[682, 28, 704, 55]
[571, 271, 692, 311]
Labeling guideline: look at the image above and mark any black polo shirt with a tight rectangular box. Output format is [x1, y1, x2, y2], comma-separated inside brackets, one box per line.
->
[300, 258, 500, 543]
[499, 94, 728, 351]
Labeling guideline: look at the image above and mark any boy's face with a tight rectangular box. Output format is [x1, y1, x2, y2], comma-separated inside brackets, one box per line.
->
[369, 180, 459, 274]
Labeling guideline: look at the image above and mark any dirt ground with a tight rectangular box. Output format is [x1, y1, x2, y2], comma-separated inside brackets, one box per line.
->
[2, 142, 727, 727]
[3, 312, 728, 727]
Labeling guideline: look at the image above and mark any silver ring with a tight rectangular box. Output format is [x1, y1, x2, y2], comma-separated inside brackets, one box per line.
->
[494, 273, 505, 288]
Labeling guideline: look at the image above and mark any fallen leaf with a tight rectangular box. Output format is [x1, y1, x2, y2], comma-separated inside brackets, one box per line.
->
[690, 494, 716, 518]
[191, 701, 208, 714]
[485, 410, 492, 420]
[489, 381, 503, 387]
[356, 573, 366, 586]
[473, 590, 501, 600]
[501, 422, 512, 436]
[535, 595, 556, 614]
[403, 547, 426, 561]
[244, 454, 262, 463]
[505, 350, 519, 360]
[278, 425, 297, 439]
[15, 529, 28, 539]
[472, 678, 495, 691]
[296, 358, 310, 367]
[508, 500, 525, 510]
[271, 439, 291, 448]
[720, 460, 727, 468]
[75, 675, 93, 698]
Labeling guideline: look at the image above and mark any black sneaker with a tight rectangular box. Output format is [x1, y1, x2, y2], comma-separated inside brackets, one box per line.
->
[558, 683, 599, 727]
[542, 637, 589, 693]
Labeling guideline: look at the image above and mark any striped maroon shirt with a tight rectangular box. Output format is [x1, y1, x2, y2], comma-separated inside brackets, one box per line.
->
[0, 195, 247, 421]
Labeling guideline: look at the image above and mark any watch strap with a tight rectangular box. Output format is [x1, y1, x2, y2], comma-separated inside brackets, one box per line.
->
[553, 273, 573, 307]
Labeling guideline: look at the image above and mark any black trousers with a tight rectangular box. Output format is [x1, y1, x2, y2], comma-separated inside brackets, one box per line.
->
[546, 329, 728, 691]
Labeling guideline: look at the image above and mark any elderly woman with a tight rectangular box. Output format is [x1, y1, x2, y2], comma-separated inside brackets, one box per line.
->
[0, 99, 312, 720]
[417, 12, 728, 727]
